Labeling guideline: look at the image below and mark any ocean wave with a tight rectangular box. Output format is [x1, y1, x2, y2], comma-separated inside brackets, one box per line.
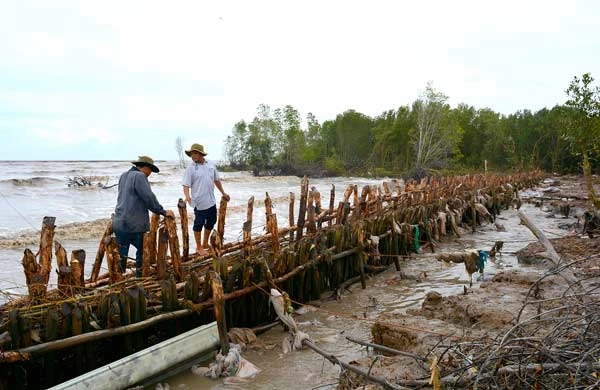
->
[223, 174, 297, 183]
[0, 218, 112, 249]
[0, 177, 63, 186]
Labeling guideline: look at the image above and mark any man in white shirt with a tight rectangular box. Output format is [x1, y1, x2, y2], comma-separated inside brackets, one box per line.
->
[182, 143, 230, 256]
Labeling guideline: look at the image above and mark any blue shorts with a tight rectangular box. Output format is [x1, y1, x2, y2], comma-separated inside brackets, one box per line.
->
[193, 205, 217, 232]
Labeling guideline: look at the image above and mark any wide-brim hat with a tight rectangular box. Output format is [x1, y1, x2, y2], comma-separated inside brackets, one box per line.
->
[132, 155, 160, 173]
[185, 143, 208, 157]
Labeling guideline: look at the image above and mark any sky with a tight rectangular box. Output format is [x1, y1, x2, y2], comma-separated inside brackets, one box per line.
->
[0, 0, 598, 161]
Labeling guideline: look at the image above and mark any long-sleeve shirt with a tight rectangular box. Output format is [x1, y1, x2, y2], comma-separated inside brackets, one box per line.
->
[113, 166, 166, 233]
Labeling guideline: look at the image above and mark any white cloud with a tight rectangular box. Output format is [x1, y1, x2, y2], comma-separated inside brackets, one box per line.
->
[0, 0, 599, 160]
[30, 126, 122, 146]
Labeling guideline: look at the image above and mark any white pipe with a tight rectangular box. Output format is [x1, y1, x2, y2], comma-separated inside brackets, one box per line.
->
[48, 322, 219, 390]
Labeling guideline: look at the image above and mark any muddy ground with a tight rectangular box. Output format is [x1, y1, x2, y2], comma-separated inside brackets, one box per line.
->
[164, 174, 600, 390]
[338, 175, 600, 389]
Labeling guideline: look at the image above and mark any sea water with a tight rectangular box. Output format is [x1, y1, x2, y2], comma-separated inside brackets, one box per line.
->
[0, 160, 382, 301]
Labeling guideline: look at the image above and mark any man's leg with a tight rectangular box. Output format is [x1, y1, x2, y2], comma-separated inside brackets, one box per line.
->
[202, 228, 211, 250]
[114, 230, 130, 273]
[193, 208, 208, 255]
[201, 205, 218, 254]
[194, 231, 203, 254]
[132, 232, 144, 277]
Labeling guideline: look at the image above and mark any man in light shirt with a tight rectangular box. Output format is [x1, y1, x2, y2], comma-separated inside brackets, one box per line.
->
[182, 143, 230, 256]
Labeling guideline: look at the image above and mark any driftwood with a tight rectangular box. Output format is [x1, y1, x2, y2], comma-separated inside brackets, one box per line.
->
[301, 339, 404, 390]
[517, 210, 560, 264]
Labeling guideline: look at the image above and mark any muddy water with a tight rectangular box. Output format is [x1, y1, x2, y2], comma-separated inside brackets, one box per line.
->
[155, 202, 577, 390]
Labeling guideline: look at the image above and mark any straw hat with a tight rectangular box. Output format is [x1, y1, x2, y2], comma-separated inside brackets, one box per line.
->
[185, 143, 208, 157]
[131, 155, 159, 173]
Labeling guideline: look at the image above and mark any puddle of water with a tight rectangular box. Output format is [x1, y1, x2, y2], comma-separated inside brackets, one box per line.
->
[159, 202, 575, 389]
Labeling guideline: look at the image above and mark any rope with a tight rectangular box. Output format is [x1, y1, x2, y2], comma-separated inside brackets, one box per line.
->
[477, 250, 489, 273]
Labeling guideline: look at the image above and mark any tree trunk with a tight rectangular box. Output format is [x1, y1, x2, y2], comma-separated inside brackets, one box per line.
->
[581, 143, 600, 209]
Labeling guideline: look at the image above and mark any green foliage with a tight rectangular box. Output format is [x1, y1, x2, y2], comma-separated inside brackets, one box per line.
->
[371, 106, 415, 173]
[411, 82, 460, 172]
[223, 77, 600, 177]
[323, 155, 346, 176]
[565, 73, 600, 147]
[564, 73, 600, 206]
[329, 110, 374, 170]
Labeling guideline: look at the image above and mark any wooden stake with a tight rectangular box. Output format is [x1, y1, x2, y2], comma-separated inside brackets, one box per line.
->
[148, 212, 160, 265]
[217, 195, 228, 244]
[39, 216, 56, 286]
[265, 193, 280, 258]
[165, 216, 183, 281]
[156, 226, 168, 280]
[91, 219, 113, 282]
[209, 270, 229, 355]
[22, 249, 46, 302]
[71, 250, 85, 290]
[178, 198, 190, 261]
[328, 184, 335, 227]
[243, 196, 254, 257]
[142, 232, 152, 277]
[106, 237, 121, 284]
[288, 192, 295, 242]
[296, 176, 308, 241]
[55, 241, 72, 296]
[306, 189, 316, 233]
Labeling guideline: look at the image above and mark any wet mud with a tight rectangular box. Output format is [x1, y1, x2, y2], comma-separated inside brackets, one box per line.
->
[160, 175, 598, 390]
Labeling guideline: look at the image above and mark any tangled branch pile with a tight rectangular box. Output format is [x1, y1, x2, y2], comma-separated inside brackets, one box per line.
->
[66, 176, 115, 188]
[340, 251, 600, 389]
[443, 258, 600, 389]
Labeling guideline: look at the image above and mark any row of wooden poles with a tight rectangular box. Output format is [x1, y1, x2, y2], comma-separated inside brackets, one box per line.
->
[1, 171, 543, 387]
[20, 171, 537, 302]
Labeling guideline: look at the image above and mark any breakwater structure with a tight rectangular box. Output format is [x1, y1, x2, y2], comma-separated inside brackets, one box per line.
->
[0, 171, 543, 389]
